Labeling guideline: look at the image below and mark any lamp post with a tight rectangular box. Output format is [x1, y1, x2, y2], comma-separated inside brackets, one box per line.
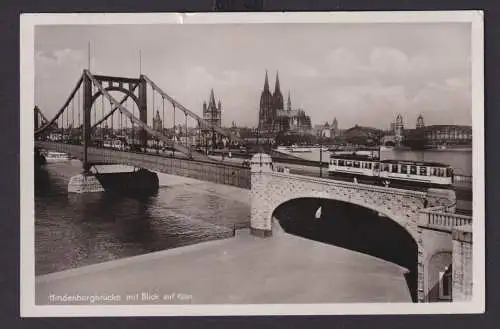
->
[319, 133, 323, 178]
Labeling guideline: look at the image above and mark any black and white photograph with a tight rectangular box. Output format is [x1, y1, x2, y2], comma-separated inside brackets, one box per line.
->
[20, 11, 484, 316]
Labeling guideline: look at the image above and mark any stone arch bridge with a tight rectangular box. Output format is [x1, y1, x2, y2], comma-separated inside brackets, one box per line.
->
[249, 153, 473, 303]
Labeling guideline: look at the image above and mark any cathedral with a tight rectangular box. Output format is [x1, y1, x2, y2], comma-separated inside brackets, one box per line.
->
[258, 70, 311, 134]
[258, 70, 282, 133]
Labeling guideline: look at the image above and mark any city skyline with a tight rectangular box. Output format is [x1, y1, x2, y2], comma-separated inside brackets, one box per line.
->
[35, 23, 471, 130]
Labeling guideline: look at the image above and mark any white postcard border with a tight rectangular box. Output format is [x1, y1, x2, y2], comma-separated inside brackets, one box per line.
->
[20, 11, 485, 317]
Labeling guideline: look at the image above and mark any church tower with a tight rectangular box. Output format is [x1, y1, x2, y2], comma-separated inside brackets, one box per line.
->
[202, 89, 222, 129]
[416, 114, 425, 129]
[287, 90, 292, 112]
[394, 113, 404, 146]
[273, 71, 284, 112]
[259, 70, 274, 132]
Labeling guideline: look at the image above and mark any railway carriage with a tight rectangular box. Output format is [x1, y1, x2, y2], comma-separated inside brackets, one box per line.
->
[328, 154, 453, 188]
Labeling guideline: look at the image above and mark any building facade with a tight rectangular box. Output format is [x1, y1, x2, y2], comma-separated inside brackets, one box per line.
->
[399, 113, 472, 148]
[422, 125, 472, 145]
[199, 89, 223, 147]
[258, 71, 312, 135]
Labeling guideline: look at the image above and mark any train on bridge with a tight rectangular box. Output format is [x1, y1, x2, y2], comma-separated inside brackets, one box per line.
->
[328, 154, 454, 189]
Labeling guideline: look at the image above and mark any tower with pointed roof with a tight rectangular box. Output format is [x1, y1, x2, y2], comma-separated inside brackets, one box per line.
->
[203, 88, 222, 129]
[287, 90, 292, 112]
[258, 70, 275, 132]
[200, 89, 222, 147]
[394, 113, 405, 145]
[416, 114, 425, 129]
[153, 110, 162, 132]
[273, 71, 284, 113]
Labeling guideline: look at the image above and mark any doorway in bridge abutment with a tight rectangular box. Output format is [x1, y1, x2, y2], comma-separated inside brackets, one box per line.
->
[426, 252, 453, 302]
[273, 198, 418, 302]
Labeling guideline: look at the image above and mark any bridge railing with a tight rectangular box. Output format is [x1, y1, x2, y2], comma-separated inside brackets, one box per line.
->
[269, 170, 428, 198]
[418, 208, 472, 231]
[453, 174, 472, 186]
[36, 141, 251, 189]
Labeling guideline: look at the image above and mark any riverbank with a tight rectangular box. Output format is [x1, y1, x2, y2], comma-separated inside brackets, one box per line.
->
[36, 228, 411, 305]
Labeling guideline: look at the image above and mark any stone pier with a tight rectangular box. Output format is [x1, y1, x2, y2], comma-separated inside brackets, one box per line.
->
[68, 168, 159, 194]
[68, 173, 105, 193]
[452, 224, 473, 301]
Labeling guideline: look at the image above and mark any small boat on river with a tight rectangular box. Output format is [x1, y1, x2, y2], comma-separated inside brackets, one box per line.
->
[44, 151, 70, 163]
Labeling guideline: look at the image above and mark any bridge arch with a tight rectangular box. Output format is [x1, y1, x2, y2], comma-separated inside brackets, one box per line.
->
[90, 86, 141, 113]
[267, 189, 422, 244]
[270, 195, 420, 302]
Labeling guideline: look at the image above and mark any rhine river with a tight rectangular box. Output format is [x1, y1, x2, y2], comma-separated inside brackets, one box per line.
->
[35, 161, 250, 276]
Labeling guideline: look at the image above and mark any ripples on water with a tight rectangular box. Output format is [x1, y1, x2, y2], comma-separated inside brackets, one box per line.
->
[35, 161, 250, 276]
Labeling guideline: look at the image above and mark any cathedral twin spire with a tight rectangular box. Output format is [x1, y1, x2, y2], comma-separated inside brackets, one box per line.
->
[263, 69, 282, 95]
[259, 70, 285, 132]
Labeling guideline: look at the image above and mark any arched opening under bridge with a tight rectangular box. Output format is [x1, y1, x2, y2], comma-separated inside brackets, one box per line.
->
[272, 197, 418, 302]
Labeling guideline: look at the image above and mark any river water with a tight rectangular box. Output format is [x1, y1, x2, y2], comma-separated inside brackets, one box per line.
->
[35, 161, 250, 276]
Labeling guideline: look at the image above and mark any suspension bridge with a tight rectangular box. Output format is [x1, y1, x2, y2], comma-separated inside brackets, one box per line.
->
[34, 70, 251, 190]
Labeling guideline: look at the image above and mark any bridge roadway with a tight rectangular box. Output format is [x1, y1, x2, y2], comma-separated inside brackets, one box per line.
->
[208, 155, 473, 212]
[36, 142, 472, 212]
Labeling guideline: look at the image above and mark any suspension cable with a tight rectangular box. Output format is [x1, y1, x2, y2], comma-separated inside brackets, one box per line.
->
[93, 87, 96, 138]
[110, 99, 114, 137]
[101, 93, 105, 141]
[77, 88, 81, 129]
[172, 103, 176, 156]
[120, 105, 123, 137]
[65, 104, 69, 141]
[132, 98, 135, 146]
[71, 94, 75, 142]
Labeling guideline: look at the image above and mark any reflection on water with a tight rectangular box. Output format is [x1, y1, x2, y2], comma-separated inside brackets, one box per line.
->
[35, 162, 250, 276]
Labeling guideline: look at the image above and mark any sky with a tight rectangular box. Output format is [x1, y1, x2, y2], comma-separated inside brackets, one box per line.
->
[35, 22, 472, 129]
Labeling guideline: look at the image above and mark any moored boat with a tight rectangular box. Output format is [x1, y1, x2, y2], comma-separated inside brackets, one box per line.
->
[44, 151, 70, 163]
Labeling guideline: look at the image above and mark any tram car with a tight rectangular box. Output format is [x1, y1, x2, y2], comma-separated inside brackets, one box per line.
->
[328, 154, 454, 188]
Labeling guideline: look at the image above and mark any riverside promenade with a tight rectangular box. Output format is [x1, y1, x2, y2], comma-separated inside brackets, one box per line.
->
[36, 227, 411, 305]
